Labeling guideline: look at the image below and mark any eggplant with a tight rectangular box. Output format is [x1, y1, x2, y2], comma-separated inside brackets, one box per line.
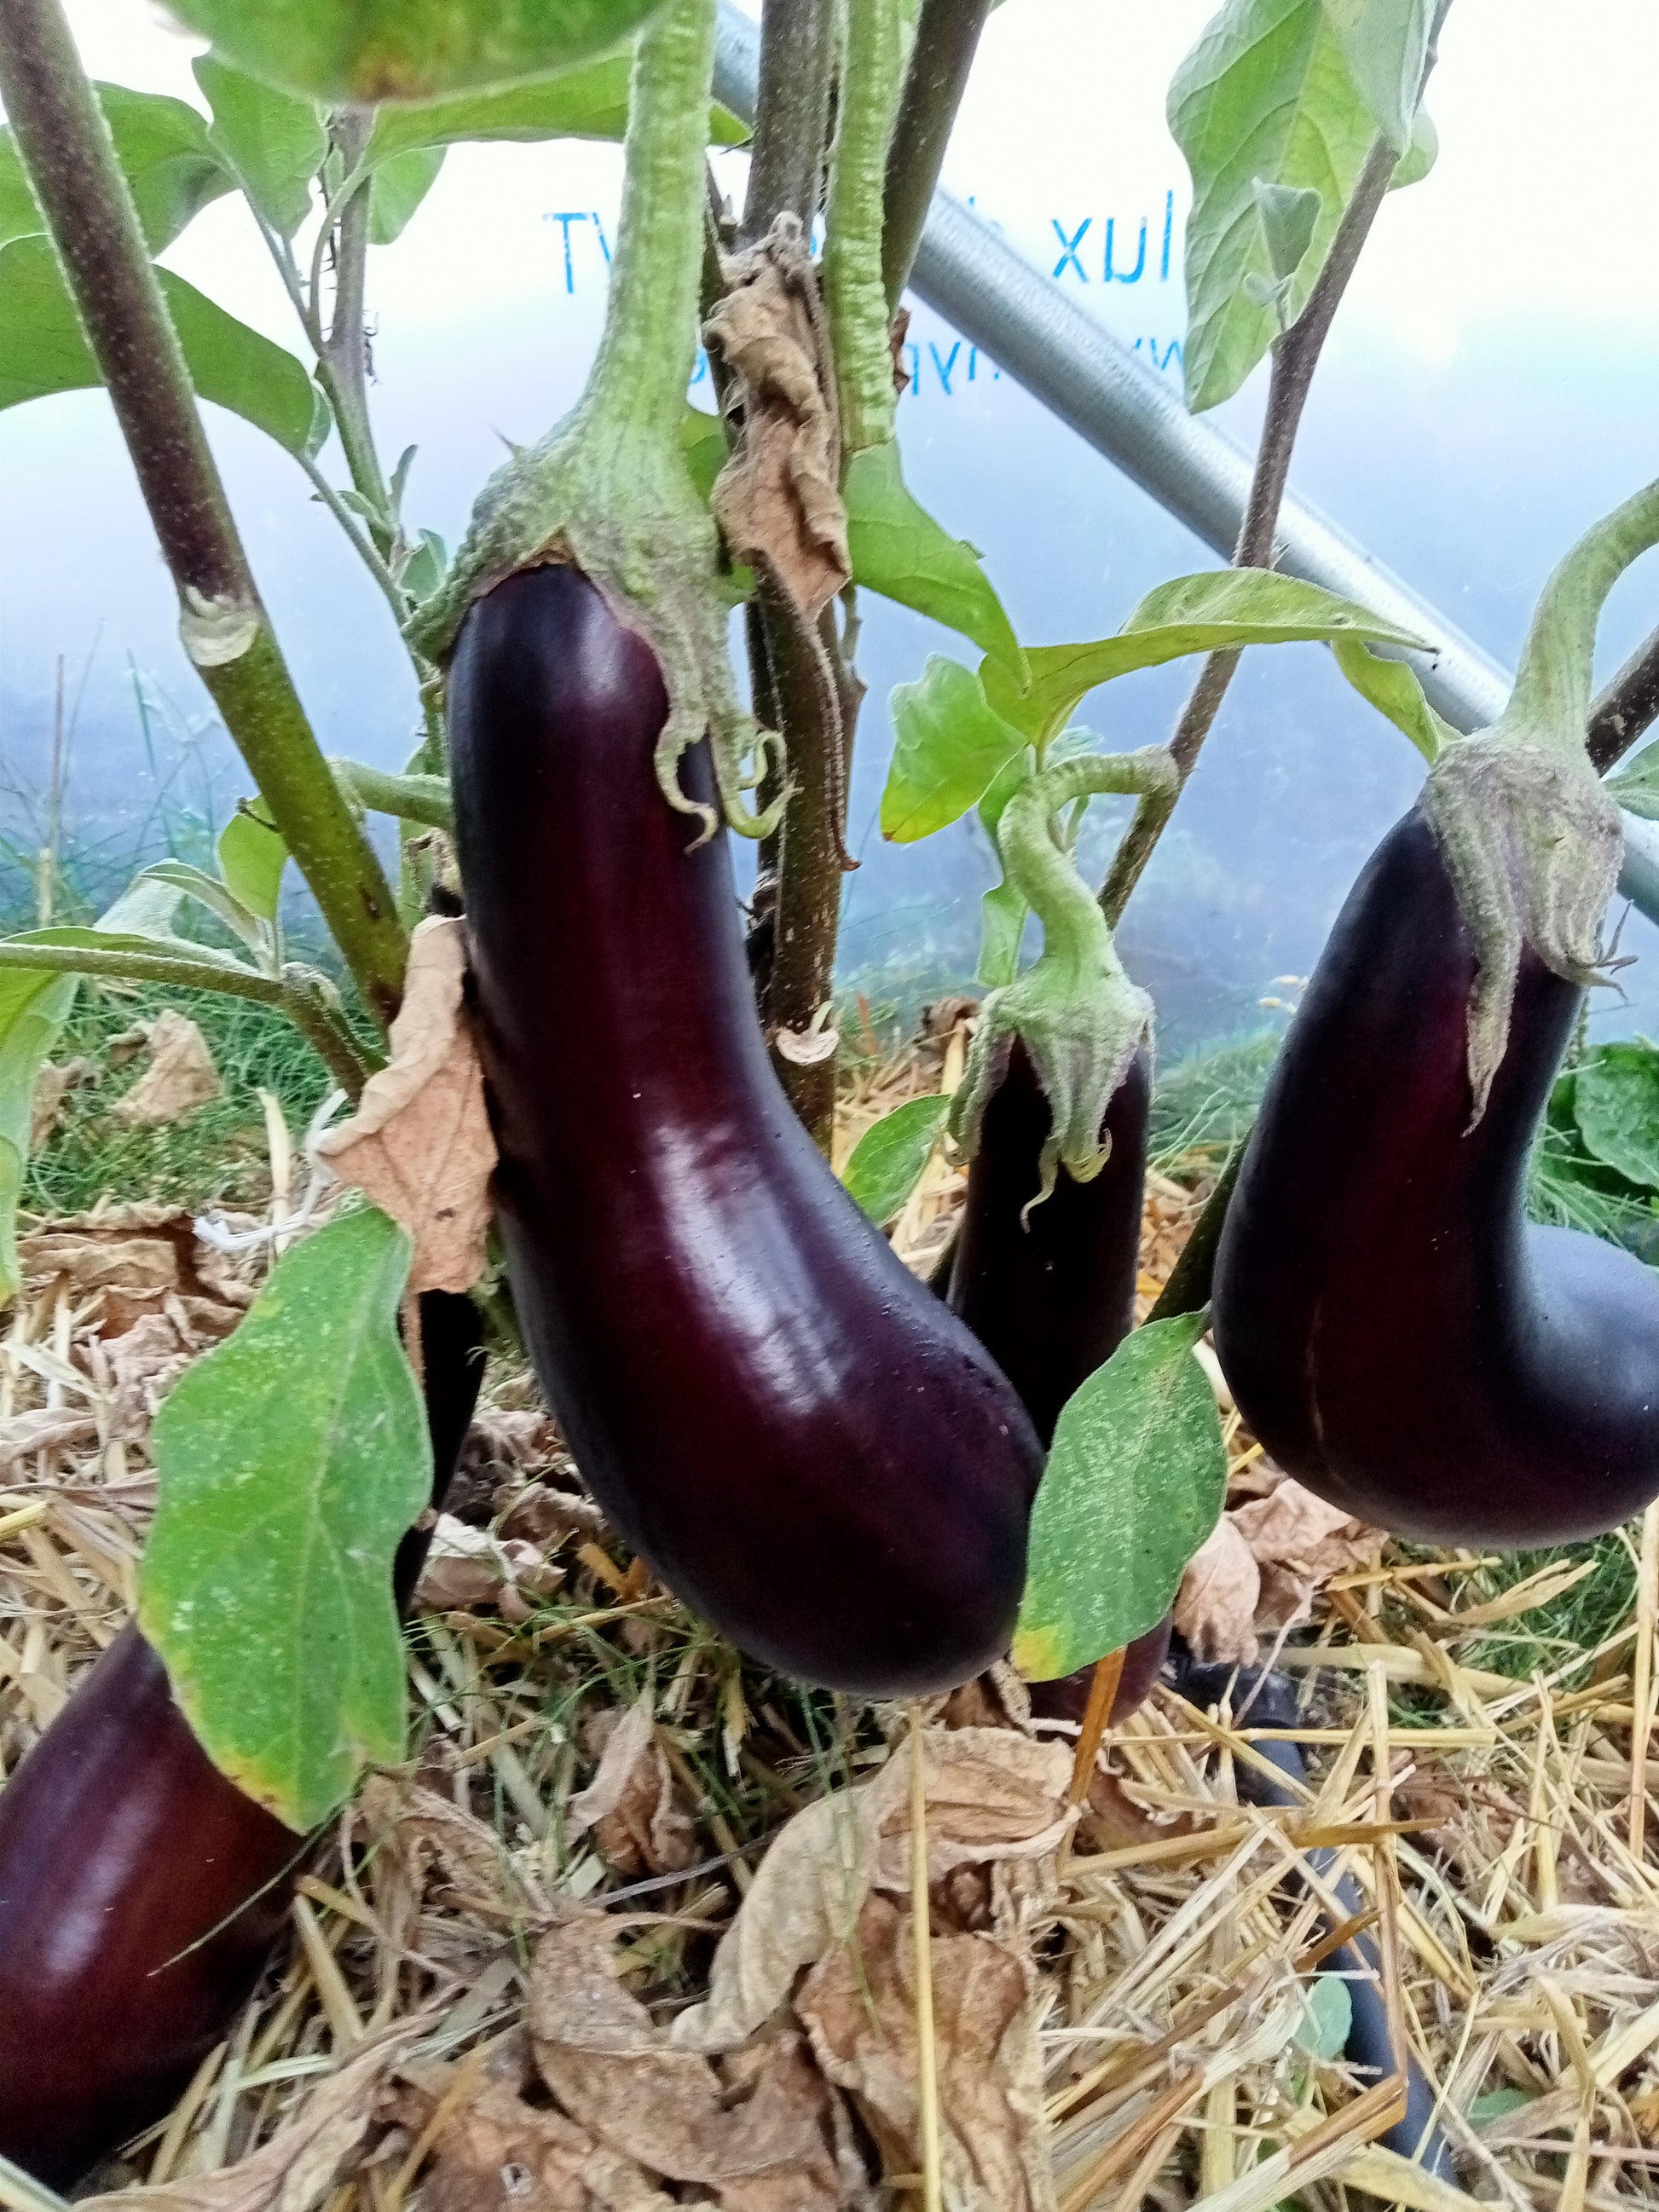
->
[447, 562, 1043, 1695]
[0, 1289, 484, 2187]
[1212, 809, 1659, 1545]
[945, 1039, 1171, 1719]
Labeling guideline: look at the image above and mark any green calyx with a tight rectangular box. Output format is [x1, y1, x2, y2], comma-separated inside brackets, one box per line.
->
[405, 0, 782, 844]
[1424, 476, 1659, 1120]
[951, 748, 1176, 1206]
[821, 0, 905, 459]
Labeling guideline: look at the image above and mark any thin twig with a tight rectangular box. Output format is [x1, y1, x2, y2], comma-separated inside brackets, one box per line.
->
[296, 452, 409, 628]
[908, 1704, 943, 2212]
[882, 0, 994, 311]
[1589, 621, 1659, 773]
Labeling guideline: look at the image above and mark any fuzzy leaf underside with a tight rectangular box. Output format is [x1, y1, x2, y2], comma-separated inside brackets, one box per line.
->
[1014, 1312, 1227, 1680]
[140, 1206, 429, 1834]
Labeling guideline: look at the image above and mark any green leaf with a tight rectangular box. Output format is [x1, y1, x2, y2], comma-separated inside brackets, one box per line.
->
[0, 84, 233, 257]
[362, 56, 748, 167]
[0, 237, 321, 456]
[882, 656, 1027, 843]
[0, 965, 78, 1304]
[1391, 102, 1437, 188]
[1169, 0, 1379, 411]
[194, 54, 325, 235]
[159, 0, 673, 105]
[983, 569, 1430, 745]
[1013, 1311, 1228, 1680]
[1292, 1972, 1353, 2060]
[368, 146, 447, 244]
[1253, 177, 1322, 283]
[1574, 1044, 1659, 1190]
[398, 527, 449, 604]
[130, 859, 268, 960]
[139, 1207, 429, 1833]
[844, 442, 1024, 674]
[1470, 2088, 1535, 2126]
[1331, 636, 1454, 761]
[1606, 742, 1659, 823]
[1320, 0, 1433, 153]
[841, 1094, 951, 1227]
[681, 402, 728, 504]
[217, 800, 288, 922]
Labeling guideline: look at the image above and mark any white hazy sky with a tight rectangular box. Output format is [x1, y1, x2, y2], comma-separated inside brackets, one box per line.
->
[43, 0, 1659, 362]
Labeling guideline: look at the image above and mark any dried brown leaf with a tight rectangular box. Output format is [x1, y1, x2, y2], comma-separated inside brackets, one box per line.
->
[77, 2020, 425, 2212]
[315, 916, 495, 1294]
[1229, 1478, 1385, 1581]
[112, 1008, 223, 1125]
[497, 1481, 607, 1548]
[674, 1730, 1068, 2055]
[388, 2061, 598, 2212]
[30, 1055, 92, 1147]
[0, 1406, 97, 1470]
[109, 1309, 195, 1436]
[413, 1510, 567, 1621]
[530, 1920, 855, 2209]
[705, 222, 848, 618]
[796, 1895, 1054, 2212]
[357, 1774, 538, 1924]
[1173, 1512, 1261, 1665]
[569, 1694, 696, 1878]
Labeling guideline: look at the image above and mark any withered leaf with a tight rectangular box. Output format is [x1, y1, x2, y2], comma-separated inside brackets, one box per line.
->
[315, 915, 495, 1294]
[112, 1008, 223, 1125]
[1172, 1511, 1261, 1665]
[1229, 1477, 1385, 1582]
[568, 1694, 696, 1878]
[413, 1510, 567, 1622]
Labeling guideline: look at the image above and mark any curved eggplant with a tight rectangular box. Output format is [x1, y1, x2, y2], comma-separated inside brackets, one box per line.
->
[945, 1040, 1171, 1719]
[1212, 809, 1659, 1545]
[447, 563, 1043, 1695]
[0, 1290, 484, 2186]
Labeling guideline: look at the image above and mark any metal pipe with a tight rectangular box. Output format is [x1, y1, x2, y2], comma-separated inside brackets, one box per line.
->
[712, 2, 1657, 917]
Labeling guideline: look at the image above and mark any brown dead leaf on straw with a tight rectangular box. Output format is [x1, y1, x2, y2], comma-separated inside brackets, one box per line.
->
[569, 1692, 697, 1878]
[1174, 1511, 1261, 1664]
[315, 915, 495, 1293]
[76, 2019, 426, 2211]
[704, 219, 849, 619]
[414, 1510, 567, 1622]
[111, 1008, 223, 1125]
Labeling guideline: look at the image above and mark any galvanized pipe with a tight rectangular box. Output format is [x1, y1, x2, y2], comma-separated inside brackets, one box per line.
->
[712, 1, 1657, 917]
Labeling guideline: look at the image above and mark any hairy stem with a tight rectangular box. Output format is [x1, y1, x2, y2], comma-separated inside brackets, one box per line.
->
[882, 0, 993, 311]
[1002, 751, 1176, 995]
[741, 0, 835, 243]
[821, 0, 905, 455]
[316, 111, 392, 547]
[1100, 4, 1454, 926]
[332, 760, 454, 833]
[297, 451, 408, 625]
[1589, 622, 1659, 773]
[0, 0, 408, 1029]
[0, 942, 373, 1097]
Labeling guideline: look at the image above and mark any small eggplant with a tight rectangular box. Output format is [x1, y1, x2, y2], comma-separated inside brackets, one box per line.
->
[945, 1040, 1171, 1719]
[0, 1290, 484, 2186]
[1212, 810, 1659, 1545]
[448, 563, 1043, 1696]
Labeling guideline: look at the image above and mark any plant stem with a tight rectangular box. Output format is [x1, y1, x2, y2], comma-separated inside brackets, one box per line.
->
[741, 0, 835, 243]
[882, 0, 993, 312]
[1589, 623, 1659, 773]
[1099, 132, 1402, 927]
[0, 942, 373, 1097]
[316, 111, 392, 548]
[297, 451, 408, 626]
[821, 0, 905, 456]
[332, 760, 454, 833]
[0, 0, 408, 1031]
[1146, 1141, 1243, 1324]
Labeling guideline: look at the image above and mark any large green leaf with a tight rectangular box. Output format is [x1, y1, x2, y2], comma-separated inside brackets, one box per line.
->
[841, 1094, 951, 1226]
[0, 236, 322, 456]
[982, 569, 1429, 744]
[0, 83, 234, 255]
[194, 54, 325, 237]
[882, 656, 1027, 844]
[1013, 1311, 1227, 1680]
[0, 966, 78, 1304]
[844, 442, 1024, 674]
[363, 56, 747, 167]
[1574, 1044, 1659, 1192]
[140, 1206, 429, 1833]
[369, 146, 448, 244]
[1170, 0, 1383, 411]
[159, 0, 672, 105]
[1320, 0, 1433, 153]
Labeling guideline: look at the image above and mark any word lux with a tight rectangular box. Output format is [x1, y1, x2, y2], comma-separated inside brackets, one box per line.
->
[1050, 193, 1176, 285]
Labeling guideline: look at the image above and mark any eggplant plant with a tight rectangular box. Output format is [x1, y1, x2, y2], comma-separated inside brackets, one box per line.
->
[0, 0, 1656, 2185]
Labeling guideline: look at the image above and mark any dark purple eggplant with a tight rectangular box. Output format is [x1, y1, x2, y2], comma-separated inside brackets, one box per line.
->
[0, 1290, 484, 2187]
[1212, 809, 1659, 1545]
[945, 1039, 1171, 1719]
[447, 562, 1043, 1695]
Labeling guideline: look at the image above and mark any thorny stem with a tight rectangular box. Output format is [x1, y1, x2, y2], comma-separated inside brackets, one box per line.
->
[821, 0, 905, 456]
[0, 0, 408, 1031]
[1100, 8, 1451, 927]
[882, 0, 994, 312]
[741, 0, 835, 245]
[1589, 622, 1659, 773]
[0, 941, 374, 1098]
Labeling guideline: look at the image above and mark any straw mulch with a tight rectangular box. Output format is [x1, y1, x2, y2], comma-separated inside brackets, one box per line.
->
[3, 1027, 1659, 2209]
